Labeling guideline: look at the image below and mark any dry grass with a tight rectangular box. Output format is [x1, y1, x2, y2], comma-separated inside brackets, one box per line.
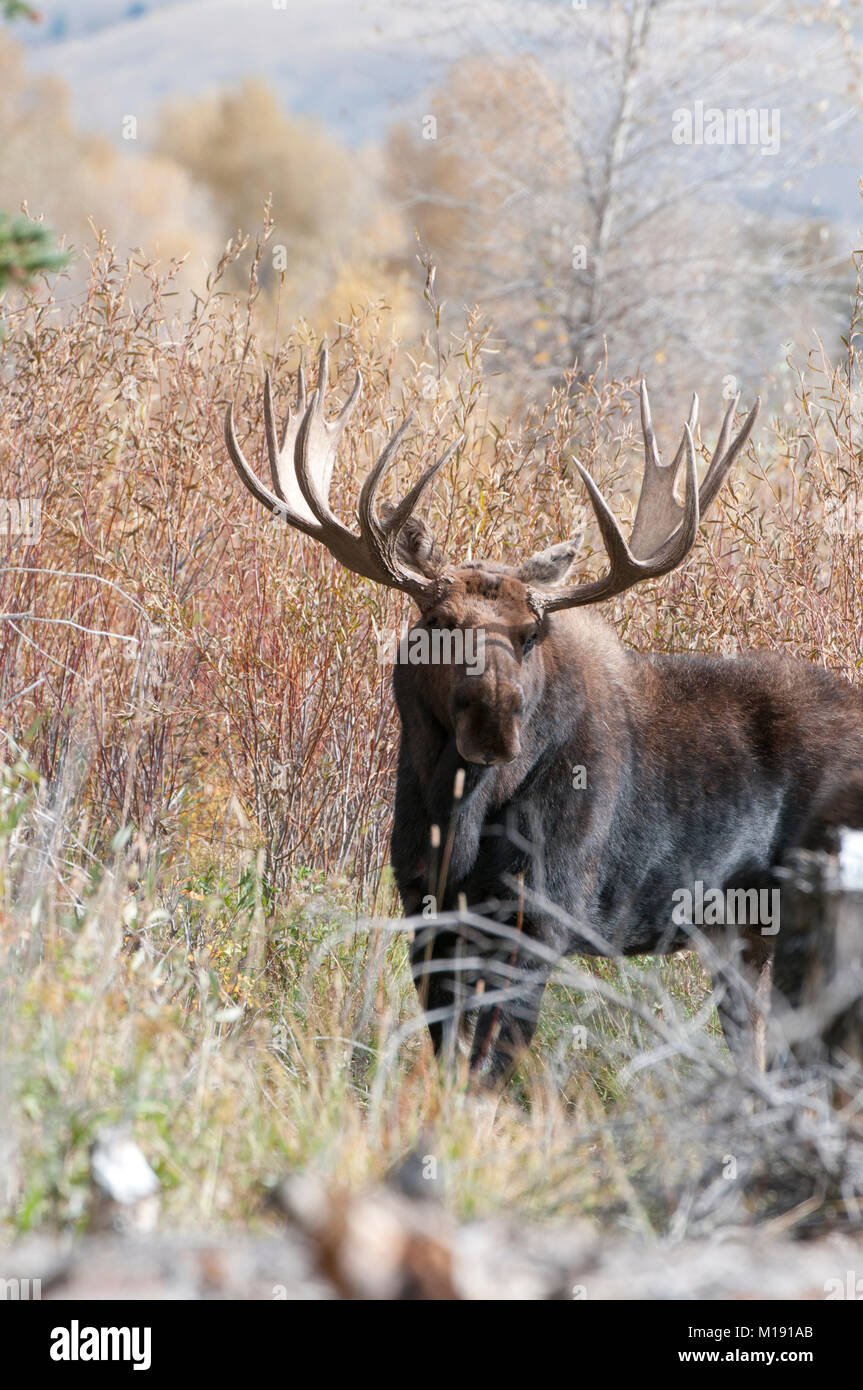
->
[1, 231, 862, 1240]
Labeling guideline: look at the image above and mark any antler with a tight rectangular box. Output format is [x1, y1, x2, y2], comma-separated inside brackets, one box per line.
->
[224, 346, 458, 603]
[538, 383, 759, 614]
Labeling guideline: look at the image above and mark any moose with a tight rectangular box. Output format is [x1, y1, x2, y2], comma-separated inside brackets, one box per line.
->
[226, 349, 863, 1083]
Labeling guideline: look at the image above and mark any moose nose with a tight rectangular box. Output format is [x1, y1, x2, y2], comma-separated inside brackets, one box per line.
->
[484, 747, 519, 766]
[456, 739, 520, 766]
[454, 720, 522, 766]
[452, 680, 524, 766]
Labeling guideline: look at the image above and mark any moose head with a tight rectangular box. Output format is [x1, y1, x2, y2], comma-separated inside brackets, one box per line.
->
[225, 347, 759, 771]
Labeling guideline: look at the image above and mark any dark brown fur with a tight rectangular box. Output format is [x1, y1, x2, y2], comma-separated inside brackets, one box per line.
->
[391, 566, 863, 1082]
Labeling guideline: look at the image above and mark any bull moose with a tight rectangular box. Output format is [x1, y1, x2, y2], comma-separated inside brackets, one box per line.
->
[225, 349, 863, 1084]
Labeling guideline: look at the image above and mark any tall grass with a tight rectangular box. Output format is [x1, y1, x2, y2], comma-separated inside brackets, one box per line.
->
[0, 232, 861, 1238]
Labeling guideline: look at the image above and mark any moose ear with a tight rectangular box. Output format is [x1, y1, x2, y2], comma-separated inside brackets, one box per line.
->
[517, 535, 584, 588]
[380, 502, 446, 580]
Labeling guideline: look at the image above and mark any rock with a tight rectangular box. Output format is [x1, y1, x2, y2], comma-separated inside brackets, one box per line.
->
[88, 1128, 160, 1235]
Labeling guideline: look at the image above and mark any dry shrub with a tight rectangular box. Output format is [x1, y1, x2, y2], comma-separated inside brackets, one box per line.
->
[0, 234, 861, 1237]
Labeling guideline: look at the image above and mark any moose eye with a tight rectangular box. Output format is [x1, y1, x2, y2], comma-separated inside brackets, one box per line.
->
[521, 628, 540, 657]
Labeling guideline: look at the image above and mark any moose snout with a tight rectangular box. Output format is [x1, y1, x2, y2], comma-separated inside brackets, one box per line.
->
[452, 681, 524, 766]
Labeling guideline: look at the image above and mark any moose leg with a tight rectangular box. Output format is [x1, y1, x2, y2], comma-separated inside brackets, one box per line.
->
[710, 929, 773, 1071]
[409, 922, 475, 1065]
[468, 972, 549, 1086]
[467, 931, 551, 1086]
[410, 916, 551, 1084]
[702, 863, 784, 1068]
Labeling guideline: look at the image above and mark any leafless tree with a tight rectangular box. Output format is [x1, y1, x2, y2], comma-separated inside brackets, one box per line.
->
[387, 0, 862, 407]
